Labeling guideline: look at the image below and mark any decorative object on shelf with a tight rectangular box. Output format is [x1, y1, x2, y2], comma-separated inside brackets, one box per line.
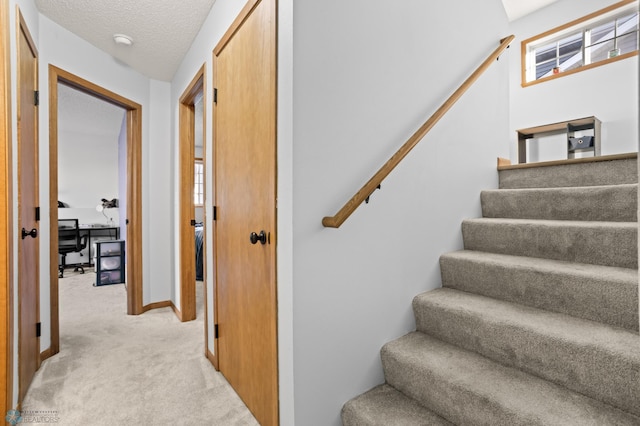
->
[100, 198, 118, 208]
[96, 198, 118, 225]
[608, 48, 621, 58]
[568, 136, 595, 152]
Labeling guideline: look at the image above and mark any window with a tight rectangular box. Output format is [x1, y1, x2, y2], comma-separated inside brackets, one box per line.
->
[194, 159, 204, 206]
[522, 0, 638, 86]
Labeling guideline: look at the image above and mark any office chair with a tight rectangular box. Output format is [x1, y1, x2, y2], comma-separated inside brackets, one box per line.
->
[58, 219, 88, 278]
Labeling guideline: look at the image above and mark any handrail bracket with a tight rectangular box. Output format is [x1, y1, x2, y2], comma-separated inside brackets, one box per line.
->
[365, 184, 381, 204]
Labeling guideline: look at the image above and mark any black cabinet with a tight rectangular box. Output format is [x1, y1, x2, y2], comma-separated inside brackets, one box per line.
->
[94, 240, 125, 286]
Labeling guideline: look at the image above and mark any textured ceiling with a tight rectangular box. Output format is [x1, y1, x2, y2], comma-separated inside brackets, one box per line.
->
[35, 1, 558, 81]
[35, 0, 217, 81]
[501, 0, 560, 21]
[58, 83, 125, 138]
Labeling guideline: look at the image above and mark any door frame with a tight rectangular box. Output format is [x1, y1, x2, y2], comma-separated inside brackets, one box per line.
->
[48, 65, 144, 356]
[178, 65, 206, 324]
[1, 0, 12, 413]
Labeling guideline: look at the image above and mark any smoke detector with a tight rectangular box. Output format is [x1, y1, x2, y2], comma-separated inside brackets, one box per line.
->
[113, 34, 133, 46]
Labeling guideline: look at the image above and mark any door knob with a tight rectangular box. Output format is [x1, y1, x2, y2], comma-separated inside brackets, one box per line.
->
[21, 228, 37, 239]
[249, 230, 267, 245]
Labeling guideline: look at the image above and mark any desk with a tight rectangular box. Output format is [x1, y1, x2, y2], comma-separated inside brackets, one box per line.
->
[79, 225, 120, 266]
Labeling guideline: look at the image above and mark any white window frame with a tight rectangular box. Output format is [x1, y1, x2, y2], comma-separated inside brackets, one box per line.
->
[194, 159, 204, 206]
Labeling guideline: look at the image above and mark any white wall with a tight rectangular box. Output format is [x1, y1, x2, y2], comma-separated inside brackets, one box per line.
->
[291, 1, 510, 424]
[118, 114, 127, 245]
[58, 129, 119, 211]
[277, 1, 294, 423]
[57, 124, 121, 264]
[145, 79, 172, 303]
[508, 0, 639, 162]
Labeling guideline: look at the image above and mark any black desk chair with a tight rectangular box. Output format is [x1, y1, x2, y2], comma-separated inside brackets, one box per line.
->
[58, 219, 88, 278]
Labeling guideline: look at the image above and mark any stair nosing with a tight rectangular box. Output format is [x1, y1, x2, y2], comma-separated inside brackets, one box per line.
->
[441, 250, 639, 279]
[463, 217, 638, 228]
[482, 183, 638, 193]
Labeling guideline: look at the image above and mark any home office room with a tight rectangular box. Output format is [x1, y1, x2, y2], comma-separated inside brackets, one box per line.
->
[56, 82, 126, 287]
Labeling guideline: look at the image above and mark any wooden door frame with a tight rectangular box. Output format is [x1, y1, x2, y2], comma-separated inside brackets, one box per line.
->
[17, 7, 40, 403]
[1, 0, 13, 413]
[178, 65, 206, 324]
[48, 65, 143, 357]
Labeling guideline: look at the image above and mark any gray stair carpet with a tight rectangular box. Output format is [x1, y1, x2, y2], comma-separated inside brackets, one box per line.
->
[342, 155, 640, 425]
[481, 184, 637, 222]
[498, 154, 638, 189]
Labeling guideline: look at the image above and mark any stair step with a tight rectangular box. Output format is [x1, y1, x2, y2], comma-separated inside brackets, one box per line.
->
[342, 384, 454, 426]
[481, 184, 637, 222]
[440, 250, 639, 332]
[499, 155, 637, 189]
[382, 332, 640, 426]
[462, 218, 637, 269]
[413, 288, 640, 416]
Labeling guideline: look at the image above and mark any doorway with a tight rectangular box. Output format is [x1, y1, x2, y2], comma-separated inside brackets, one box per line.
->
[178, 65, 206, 326]
[213, 0, 278, 424]
[56, 83, 125, 274]
[48, 66, 143, 357]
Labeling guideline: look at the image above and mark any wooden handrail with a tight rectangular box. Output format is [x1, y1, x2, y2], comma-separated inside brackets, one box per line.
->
[322, 35, 515, 228]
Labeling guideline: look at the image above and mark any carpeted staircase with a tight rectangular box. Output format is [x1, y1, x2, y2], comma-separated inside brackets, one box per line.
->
[342, 154, 640, 425]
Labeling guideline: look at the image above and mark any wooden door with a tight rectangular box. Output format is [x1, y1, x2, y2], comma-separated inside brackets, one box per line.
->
[17, 12, 39, 403]
[213, 0, 277, 424]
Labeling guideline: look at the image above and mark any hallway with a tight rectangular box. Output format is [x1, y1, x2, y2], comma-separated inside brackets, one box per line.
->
[21, 272, 259, 425]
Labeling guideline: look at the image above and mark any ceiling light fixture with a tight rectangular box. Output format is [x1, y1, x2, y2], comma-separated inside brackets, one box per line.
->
[113, 34, 133, 46]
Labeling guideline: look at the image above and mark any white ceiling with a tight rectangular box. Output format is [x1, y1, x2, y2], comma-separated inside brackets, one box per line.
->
[35, 1, 560, 83]
[35, 0, 217, 82]
[501, 0, 560, 21]
[58, 83, 125, 139]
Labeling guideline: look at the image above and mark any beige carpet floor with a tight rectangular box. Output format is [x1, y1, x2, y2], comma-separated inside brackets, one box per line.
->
[21, 270, 259, 425]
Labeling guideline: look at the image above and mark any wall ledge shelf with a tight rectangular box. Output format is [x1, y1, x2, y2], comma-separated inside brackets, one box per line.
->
[517, 116, 601, 164]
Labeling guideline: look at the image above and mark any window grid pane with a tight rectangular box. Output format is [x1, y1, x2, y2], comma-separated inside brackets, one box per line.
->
[525, 7, 638, 84]
[194, 162, 204, 205]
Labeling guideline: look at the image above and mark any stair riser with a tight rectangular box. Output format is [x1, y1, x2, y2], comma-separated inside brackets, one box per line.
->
[481, 185, 638, 222]
[341, 385, 454, 426]
[462, 220, 638, 269]
[383, 351, 518, 426]
[414, 297, 640, 416]
[499, 158, 637, 189]
[440, 254, 639, 331]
